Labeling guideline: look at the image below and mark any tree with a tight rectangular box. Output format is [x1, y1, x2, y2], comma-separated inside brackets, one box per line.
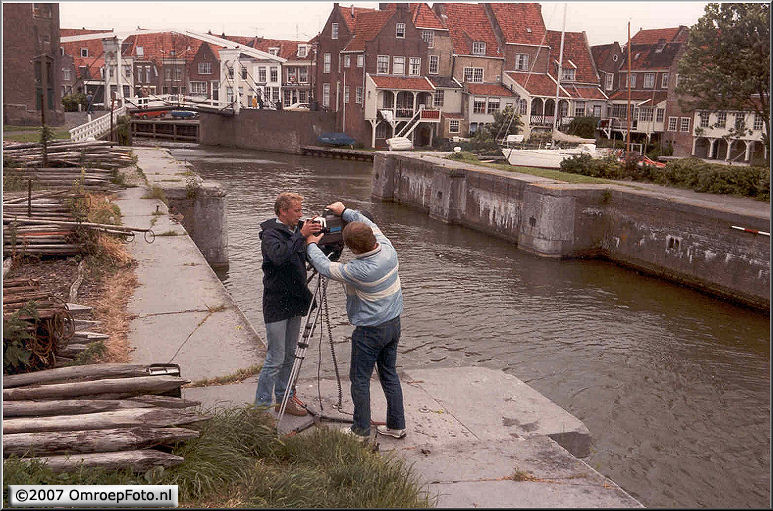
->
[676, 3, 770, 155]
[475, 105, 523, 141]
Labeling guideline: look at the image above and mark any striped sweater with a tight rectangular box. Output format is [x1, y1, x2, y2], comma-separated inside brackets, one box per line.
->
[306, 209, 403, 326]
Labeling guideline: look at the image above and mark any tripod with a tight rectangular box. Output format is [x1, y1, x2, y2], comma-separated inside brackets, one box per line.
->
[276, 268, 330, 428]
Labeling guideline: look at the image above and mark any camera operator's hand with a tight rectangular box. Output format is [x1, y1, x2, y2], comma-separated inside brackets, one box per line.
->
[326, 202, 346, 216]
[305, 231, 324, 246]
[300, 218, 322, 238]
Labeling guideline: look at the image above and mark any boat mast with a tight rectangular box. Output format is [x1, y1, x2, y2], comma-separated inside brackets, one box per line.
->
[626, 21, 632, 155]
[552, 3, 567, 135]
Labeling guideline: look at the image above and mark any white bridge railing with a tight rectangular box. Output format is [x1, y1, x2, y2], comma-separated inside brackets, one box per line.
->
[69, 105, 127, 142]
[124, 94, 222, 110]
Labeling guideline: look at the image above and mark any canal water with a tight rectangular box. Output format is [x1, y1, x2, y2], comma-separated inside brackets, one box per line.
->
[171, 146, 770, 508]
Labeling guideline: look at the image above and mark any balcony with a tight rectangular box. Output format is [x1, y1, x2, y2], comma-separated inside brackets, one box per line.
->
[380, 104, 440, 121]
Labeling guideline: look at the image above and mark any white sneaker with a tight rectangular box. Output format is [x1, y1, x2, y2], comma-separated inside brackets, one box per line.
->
[376, 425, 406, 439]
[341, 426, 370, 442]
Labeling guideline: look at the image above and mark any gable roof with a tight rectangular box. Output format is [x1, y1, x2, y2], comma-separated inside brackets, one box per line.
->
[122, 32, 208, 64]
[370, 75, 434, 91]
[337, 4, 378, 31]
[439, 3, 501, 58]
[545, 30, 598, 83]
[489, 3, 546, 46]
[591, 43, 621, 70]
[411, 3, 446, 30]
[61, 35, 108, 74]
[631, 26, 688, 45]
[608, 90, 668, 104]
[506, 71, 568, 98]
[623, 42, 682, 71]
[467, 82, 516, 97]
[342, 9, 395, 52]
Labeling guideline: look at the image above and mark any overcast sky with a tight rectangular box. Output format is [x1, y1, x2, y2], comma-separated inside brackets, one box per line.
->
[57, 1, 712, 47]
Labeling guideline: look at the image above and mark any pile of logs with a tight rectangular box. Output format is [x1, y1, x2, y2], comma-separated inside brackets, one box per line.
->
[3, 278, 74, 372]
[3, 140, 134, 173]
[2, 363, 205, 472]
[3, 191, 81, 257]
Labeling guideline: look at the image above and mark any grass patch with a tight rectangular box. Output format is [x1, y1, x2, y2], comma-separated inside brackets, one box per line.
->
[141, 185, 166, 203]
[187, 364, 262, 388]
[509, 468, 538, 482]
[3, 126, 71, 143]
[64, 340, 108, 366]
[446, 152, 614, 184]
[3, 407, 434, 508]
[157, 230, 180, 237]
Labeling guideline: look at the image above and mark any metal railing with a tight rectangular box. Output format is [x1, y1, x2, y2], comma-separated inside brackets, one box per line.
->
[69, 105, 126, 142]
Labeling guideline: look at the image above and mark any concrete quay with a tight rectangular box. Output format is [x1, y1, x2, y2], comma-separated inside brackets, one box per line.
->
[126, 147, 641, 508]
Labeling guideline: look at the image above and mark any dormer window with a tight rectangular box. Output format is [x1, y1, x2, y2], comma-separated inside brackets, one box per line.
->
[472, 41, 486, 55]
[81, 48, 88, 57]
[268, 47, 279, 56]
[297, 45, 308, 58]
[613, 54, 618, 62]
[561, 68, 576, 80]
[331, 23, 339, 39]
[396, 23, 405, 38]
[526, 28, 532, 33]
[136, 46, 144, 57]
[170, 50, 176, 57]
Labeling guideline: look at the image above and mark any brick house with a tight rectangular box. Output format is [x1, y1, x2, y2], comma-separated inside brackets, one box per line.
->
[60, 29, 112, 104]
[3, 2, 65, 125]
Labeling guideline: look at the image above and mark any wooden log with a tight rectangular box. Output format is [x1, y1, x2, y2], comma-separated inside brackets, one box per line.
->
[24, 449, 185, 473]
[3, 427, 199, 456]
[126, 395, 201, 409]
[3, 398, 156, 417]
[3, 363, 155, 388]
[3, 375, 188, 401]
[3, 407, 206, 433]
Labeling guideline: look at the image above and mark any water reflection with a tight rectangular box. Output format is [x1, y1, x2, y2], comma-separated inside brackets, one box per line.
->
[173, 145, 770, 508]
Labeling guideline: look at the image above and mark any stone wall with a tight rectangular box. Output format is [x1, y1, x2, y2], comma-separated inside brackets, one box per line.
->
[373, 153, 770, 309]
[199, 109, 336, 154]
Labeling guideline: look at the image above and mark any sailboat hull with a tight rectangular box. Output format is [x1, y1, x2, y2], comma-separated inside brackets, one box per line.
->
[504, 144, 599, 169]
[386, 136, 413, 150]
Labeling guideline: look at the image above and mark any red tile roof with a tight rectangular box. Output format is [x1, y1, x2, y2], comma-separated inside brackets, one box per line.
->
[411, 3, 446, 30]
[440, 3, 501, 58]
[624, 42, 682, 71]
[122, 32, 208, 64]
[338, 5, 378, 31]
[608, 90, 668, 104]
[343, 10, 395, 52]
[567, 85, 608, 100]
[545, 30, 598, 83]
[489, 3, 546, 46]
[249, 38, 308, 60]
[61, 28, 112, 37]
[506, 71, 569, 98]
[590, 43, 622, 71]
[443, 112, 464, 119]
[631, 26, 688, 45]
[371, 75, 434, 91]
[467, 83, 516, 97]
[62, 37, 107, 75]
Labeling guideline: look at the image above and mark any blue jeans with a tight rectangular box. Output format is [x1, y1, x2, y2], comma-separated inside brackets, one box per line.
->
[255, 316, 302, 407]
[350, 316, 405, 436]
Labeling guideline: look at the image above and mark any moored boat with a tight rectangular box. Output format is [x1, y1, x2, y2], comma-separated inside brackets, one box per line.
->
[385, 136, 413, 151]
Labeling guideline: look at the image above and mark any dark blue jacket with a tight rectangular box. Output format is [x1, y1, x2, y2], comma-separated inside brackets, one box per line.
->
[259, 218, 312, 323]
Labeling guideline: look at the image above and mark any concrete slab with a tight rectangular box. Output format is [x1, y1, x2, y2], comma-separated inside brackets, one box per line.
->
[405, 367, 591, 457]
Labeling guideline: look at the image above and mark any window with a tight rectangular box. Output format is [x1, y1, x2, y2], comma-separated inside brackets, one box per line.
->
[298, 67, 308, 83]
[640, 107, 653, 122]
[357, 55, 364, 68]
[656, 108, 664, 122]
[298, 45, 308, 58]
[680, 117, 690, 132]
[190, 81, 207, 94]
[272, 88, 279, 103]
[324, 53, 331, 73]
[449, 119, 460, 133]
[60, 46, 64, 56]
[716, 111, 727, 128]
[574, 102, 585, 117]
[605, 73, 613, 90]
[258, 67, 267, 82]
[268, 47, 279, 56]
[661, 73, 669, 88]
[356, 87, 363, 104]
[643, 73, 655, 88]
[299, 90, 307, 102]
[429, 55, 439, 74]
[754, 113, 763, 130]
[322, 83, 330, 107]
[331, 23, 338, 39]
[472, 41, 486, 55]
[344, 55, 351, 68]
[422, 30, 434, 48]
[699, 112, 710, 127]
[198, 62, 212, 74]
[241, 66, 247, 79]
[592, 104, 602, 117]
[561, 68, 576, 81]
[227, 66, 234, 79]
[81, 48, 88, 57]
[136, 46, 144, 57]
[469, 122, 479, 134]
[396, 23, 405, 38]
[377, 55, 389, 74]
[433, 90, 444, 107]
[622, 73, 636, 88]
[668, 116, 678, 131]
[514, 53, 529, 71]
[473, 97, 486, 114]
[124, 65, 131, 78]
[409, 57, 421, 76]
[62, 68, 71, 81]
[487, 97, 500, 114]
[393, 56, 405, 75]
[174, 67, 183, 81]
[734, 113, 744, 130]
[376, 122, 388, 138]
[520, 99, 528, 115]
[344, 86, 350, 103]
[464, 67, 483, 83]
[270, 67, 278, 82]
[79, 66, 88, 79]
[226, 87, 234, 103]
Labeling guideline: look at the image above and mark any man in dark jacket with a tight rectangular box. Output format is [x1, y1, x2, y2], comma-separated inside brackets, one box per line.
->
[255, 192, 320, 415]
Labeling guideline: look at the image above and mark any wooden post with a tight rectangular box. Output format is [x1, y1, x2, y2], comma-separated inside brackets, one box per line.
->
[626, 21, 632, 157]
[110, 94, 115, 143]
[39, 56, 49, 168]
[27, 179, 32, 217]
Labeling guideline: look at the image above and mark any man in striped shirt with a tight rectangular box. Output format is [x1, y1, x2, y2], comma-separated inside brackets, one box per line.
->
[305, 202, 406, 440]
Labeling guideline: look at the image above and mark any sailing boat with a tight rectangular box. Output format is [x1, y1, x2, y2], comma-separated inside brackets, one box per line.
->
[504, 4, 602, 169]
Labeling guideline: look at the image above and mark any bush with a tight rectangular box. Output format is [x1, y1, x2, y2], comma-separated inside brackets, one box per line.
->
[62, 92, 87, 112]
[565, 116, 599, 139]
[560, 154, 625, 179]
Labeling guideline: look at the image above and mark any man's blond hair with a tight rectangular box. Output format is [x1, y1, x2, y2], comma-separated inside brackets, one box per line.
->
[274, 192, 304, 215]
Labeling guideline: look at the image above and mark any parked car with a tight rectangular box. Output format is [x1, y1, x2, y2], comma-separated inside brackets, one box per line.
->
[134, 110, 166, 119]
[286, 102, 310, 111]
[170, 110, 197, 119]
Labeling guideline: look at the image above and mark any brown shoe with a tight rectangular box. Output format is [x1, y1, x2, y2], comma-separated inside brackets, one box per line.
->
[275, 399, 308, 417]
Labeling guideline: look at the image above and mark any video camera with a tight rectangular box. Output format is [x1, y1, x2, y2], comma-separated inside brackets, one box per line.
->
[310, 208, 346, 261]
